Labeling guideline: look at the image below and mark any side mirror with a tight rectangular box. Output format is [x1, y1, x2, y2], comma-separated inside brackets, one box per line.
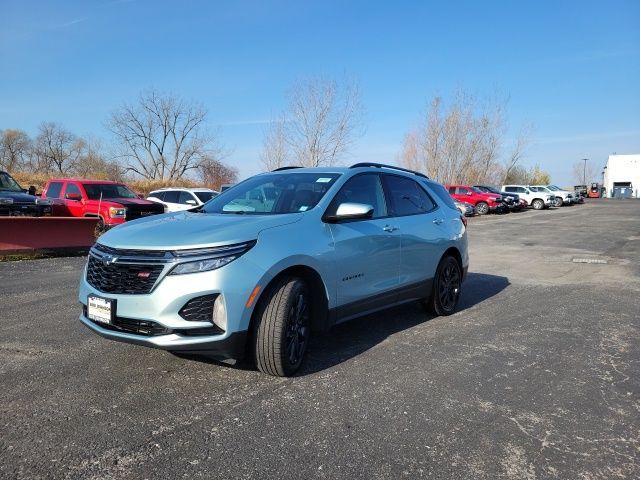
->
[325, 202, 374, 223]
[185, 199, 197, 206]
[28, 185, 37, 196]
[65, 192, 82, 201]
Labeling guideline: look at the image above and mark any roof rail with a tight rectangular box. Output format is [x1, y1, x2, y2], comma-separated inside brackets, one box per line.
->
[272, 166, 303, 171]
[349, 162, 429, 179]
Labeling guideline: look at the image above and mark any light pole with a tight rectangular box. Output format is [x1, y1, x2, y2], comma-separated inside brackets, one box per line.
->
[582, 158, 588, 186]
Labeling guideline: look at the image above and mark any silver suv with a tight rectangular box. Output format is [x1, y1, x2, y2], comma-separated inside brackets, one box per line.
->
[79, 163, 469, 376]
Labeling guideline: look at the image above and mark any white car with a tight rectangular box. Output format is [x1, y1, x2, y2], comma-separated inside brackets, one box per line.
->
[147, 188, 218, 212]
[501, 185, 555, 210]
[544, 185, 575, 206]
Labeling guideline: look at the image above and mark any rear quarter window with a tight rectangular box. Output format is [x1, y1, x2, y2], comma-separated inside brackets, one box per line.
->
[423, 181, 457, 210]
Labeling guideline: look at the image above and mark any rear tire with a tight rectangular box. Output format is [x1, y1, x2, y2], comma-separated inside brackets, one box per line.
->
[475, 201, 489, 215]
[532, 199, 544, 210]
[424, 256, 462, 316]
[254, 277, 311, 377]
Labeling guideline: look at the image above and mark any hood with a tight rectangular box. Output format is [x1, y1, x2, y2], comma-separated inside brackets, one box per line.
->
[98, 211, 303, 250]
[90, 197, 159, 207]
[0, 190, 38, 204]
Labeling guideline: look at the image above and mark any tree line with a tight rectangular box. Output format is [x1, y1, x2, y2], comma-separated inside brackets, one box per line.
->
[2, 80, 555, 193]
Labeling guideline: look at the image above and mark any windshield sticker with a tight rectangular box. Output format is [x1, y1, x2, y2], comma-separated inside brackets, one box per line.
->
[316, 178, 332, 183]
[298, 206, 309, 211]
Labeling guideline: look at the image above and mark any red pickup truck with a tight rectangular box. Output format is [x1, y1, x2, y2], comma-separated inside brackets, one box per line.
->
[42, 179, 164, 232]
[446, 185, 504, 215]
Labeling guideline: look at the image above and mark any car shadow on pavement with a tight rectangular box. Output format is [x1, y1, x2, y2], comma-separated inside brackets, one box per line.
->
[299, 271, 510, 375]
[172, 272, 509, 376]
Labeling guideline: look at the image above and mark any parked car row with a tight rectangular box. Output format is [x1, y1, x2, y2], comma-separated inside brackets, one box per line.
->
[445, 183, 585, 217]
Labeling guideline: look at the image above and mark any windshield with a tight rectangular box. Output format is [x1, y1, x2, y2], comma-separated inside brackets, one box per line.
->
[201, 172, 340, 214]
[194, 191, 216, 203]
[83, 183, 138, 200]
[0, 172, 23, 192]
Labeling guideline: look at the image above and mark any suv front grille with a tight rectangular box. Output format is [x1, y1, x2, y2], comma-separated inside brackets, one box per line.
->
[87, 255, 164, 294]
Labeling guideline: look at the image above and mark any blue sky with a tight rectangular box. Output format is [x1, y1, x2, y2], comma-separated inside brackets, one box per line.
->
[1, 0, 639, 185]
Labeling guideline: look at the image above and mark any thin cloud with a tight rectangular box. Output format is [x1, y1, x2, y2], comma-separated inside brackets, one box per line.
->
[535, 130, 640, 145]
[54, 17, 88, 29]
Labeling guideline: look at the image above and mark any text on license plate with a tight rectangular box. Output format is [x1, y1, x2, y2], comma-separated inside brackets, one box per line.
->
[87, 296, 113, 324]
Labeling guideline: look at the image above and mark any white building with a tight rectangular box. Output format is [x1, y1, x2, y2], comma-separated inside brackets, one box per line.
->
[602, 154, 640, 198]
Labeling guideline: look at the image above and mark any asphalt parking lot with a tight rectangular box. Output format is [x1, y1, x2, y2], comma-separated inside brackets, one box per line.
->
[1, 199, 638, 479]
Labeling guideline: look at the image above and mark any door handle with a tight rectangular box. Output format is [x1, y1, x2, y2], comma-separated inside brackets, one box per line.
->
[383, 225, 398, 232]
[432, 218, 444, 225]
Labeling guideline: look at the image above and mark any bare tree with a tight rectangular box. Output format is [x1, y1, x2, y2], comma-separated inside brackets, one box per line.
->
[260, 113, 289, 171]
[401, 90, 530, 186]
[503, 163, 551, 185]
[198, 156, 238, 191]
[261, 76, 364, 169]
[0, 129, 31, 172]
[572, 160, 598, 185]
[501, 124, 532, 184]
[108, 89, 220, 180]
[72, 137, 124, 181]
[33, 122, 83, 174]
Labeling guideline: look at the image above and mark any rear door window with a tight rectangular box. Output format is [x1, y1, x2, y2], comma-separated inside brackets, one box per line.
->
[163, 191, 180, 203]
[383, 174, 436, 217]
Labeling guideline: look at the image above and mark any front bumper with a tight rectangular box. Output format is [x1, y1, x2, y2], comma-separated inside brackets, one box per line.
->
[78, 253, 267, 358]
[79, 313, 247, 358]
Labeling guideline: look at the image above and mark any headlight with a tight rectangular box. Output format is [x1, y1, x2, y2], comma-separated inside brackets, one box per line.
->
[109, 207, 126, 218]
[0, 198, 14, 205]
[169, 241, 256, 275]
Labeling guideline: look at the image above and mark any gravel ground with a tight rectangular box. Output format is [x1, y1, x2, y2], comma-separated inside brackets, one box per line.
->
[0, 199, 638, 479]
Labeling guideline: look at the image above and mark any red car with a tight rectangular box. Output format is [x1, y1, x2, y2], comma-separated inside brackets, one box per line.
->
[446, 185, 504, 215]
[42, 179, 164, 232]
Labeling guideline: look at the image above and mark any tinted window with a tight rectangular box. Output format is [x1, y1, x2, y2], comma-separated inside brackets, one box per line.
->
[384, 175, 436, 216]
[504, 186, 516, 193]
[423, 181, 457, 210]
[448, 186, 455, 194]
[46, 182, 64, 198]
[327, 173, 387, 219]
[163, 191, 180, 203]
[194, 191, 215, 203]
[456, 187, 469, 195]
[178, 191, 196, 204]
[64, 183, 82, 198]
[150, 191, 165, 201]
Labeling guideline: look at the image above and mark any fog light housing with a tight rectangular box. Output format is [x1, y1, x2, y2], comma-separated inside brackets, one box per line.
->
[212, 294, 227, 332]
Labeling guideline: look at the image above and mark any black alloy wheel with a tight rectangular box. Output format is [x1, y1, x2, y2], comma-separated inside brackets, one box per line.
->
[424, 255, 463, 316]
[254, 277, 311, 376]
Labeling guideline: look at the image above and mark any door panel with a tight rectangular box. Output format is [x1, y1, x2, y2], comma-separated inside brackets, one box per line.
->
[329, 219, 401, 308]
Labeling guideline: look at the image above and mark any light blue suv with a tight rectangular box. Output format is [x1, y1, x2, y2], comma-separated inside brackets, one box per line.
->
[79, 163, 469, 376]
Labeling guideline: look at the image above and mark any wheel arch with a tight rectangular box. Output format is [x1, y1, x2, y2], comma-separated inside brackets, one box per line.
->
[442, 246, 463, 279]
[248, 264, 330, 340]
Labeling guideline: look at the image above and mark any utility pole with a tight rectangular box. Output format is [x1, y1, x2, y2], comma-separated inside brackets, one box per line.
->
[582, 158, 588, 185]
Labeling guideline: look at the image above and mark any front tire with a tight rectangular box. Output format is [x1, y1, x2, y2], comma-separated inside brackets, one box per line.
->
[532, 199, 544, 210]
[554, 197, 563, 208]
[475, 201, 489, 215]
[424, 256, 462, 316]
[254, 277, 311, 377]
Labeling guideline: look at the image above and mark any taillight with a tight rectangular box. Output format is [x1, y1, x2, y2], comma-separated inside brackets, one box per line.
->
[460, 215, 467, 227]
